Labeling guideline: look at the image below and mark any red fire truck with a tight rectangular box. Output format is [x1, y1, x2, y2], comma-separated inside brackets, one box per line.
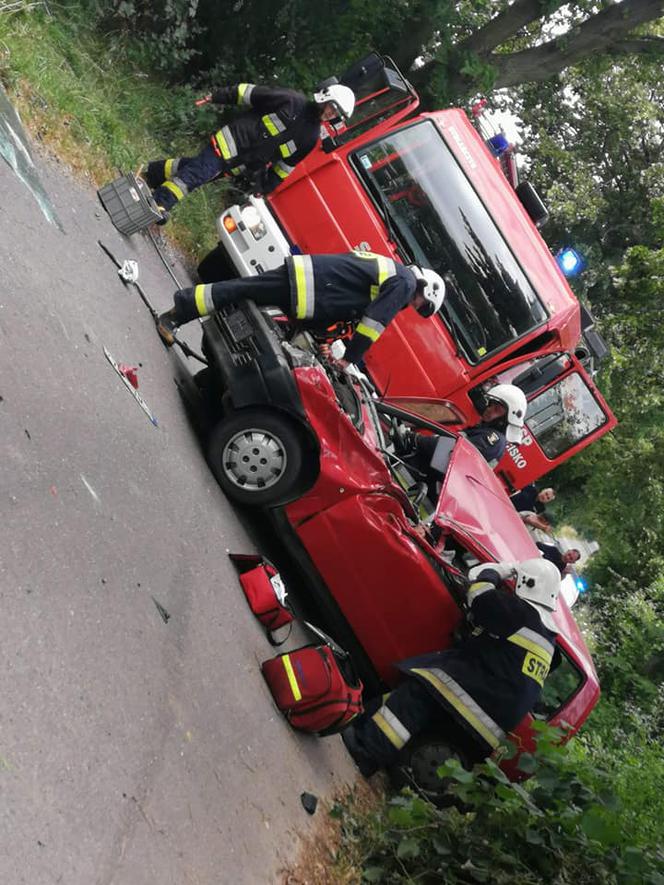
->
[199, 52, 616, 491]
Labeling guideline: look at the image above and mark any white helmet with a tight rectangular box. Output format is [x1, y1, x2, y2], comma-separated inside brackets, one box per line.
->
[313, 84, 356, 121]
[514, 558, 561, 632]
[486, 383, 527, 443]
[409, 266, 445, 318]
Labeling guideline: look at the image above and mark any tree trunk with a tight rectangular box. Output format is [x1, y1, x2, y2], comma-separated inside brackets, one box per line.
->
[391, 4, 440, 73]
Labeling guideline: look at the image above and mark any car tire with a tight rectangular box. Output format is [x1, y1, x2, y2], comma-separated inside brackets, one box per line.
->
[197, 245, 235, 284]
[207, 408, 304, 507]
[389, 733, 473, 808]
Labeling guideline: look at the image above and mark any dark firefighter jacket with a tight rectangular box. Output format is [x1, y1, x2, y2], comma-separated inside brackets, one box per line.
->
[284, 252, 417, 363]
[398, 567, 559, 752]
[211, 83, 322, 194]
[462, 422, 506, 467]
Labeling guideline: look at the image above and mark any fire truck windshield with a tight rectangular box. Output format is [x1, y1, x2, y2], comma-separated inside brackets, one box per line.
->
[352, 121, 549, 364]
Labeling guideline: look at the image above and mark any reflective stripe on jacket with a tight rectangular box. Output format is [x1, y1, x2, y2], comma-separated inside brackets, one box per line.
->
[210, 83, 321, 194]
[284, 252, 415, 363]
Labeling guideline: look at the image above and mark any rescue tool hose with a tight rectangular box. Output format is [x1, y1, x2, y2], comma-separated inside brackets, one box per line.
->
[97, 240, 208, 366]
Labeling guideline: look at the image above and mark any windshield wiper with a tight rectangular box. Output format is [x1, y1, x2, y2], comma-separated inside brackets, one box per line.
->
[366, 181, 414, 263]
[440, 303, 472, 355]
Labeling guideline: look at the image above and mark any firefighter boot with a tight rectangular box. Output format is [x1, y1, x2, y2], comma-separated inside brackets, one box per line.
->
[143, 160, 167, 189]
[153, 203, 170, 226]
[341, 725, 379, 778]
[156, 308, 180, 347]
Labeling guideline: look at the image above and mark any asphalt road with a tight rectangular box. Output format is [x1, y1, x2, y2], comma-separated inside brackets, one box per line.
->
[0, 117, 356, 883]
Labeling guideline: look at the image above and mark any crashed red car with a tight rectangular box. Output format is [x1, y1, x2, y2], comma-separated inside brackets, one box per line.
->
[199, 304, 599, 793]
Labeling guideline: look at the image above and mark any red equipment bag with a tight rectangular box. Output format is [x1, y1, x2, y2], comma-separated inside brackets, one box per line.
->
[229, 553, 294, 644]
[261, 642, 364, 735]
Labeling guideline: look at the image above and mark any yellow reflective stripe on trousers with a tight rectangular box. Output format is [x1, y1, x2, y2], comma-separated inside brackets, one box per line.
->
[356, 317, 385, 342]
[411, 667, 505, 749]
[282, 654, 302, 702]
[193, 284, 214, 317]
[164, 158, 175, 179]
[507, 628, 554, 665]
[292, 255, 315, 319]
[372, 705, 411, 750]
[237, 83, 254, 105]
[262, 113, 286, 136]
[163, 179, 185, 201]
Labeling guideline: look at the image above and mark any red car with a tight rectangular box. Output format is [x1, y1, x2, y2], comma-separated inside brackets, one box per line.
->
[199, 302, 599, 796]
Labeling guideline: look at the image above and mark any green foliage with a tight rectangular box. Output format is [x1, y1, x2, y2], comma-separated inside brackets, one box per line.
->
[551, 241, 664, 587]
[0, 4, 221, 256]
[512, 55, 664, 306]
[458, 51, 497, 95]
[582, 709, 664, 848]
[339, 727, 664, 883]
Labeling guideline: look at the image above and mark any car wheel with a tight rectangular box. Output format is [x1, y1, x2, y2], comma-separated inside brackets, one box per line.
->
[390, 734, 472, 808]
[207, 408, 304, 507]
[197, 245, 235, 284]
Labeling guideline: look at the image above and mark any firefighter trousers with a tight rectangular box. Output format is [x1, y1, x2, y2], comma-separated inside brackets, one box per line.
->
[347, 679, 441, 769]
[173, 265, 291, 324]
[346, 677, 486, 772]
[149, 143, 229, 211]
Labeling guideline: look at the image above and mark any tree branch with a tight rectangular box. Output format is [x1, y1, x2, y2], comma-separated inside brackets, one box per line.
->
[609, 36, 664, 56]
[488, 0, 664, 91]
[455, 0, 566, 57]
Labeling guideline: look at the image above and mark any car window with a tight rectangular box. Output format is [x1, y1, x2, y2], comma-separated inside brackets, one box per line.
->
[534, 646, 584, 720]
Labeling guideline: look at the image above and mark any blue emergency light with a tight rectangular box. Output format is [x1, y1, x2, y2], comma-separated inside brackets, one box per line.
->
[576, 577, 587, 594]
[556, 247, 585, 277]
[487, 133, 509, 157]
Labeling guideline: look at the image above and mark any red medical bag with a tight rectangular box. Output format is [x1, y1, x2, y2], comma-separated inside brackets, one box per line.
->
[229, 553, 294, 642]
[261, 644, 364, 735]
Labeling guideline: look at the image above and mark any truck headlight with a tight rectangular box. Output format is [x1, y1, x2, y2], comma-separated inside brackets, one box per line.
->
[240, 205, 267, 241]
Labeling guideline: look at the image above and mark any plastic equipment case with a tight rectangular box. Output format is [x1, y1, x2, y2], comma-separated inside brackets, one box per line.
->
[97, 172, 162, 235]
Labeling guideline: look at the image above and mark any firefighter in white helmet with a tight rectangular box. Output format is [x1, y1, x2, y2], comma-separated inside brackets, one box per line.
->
[156, 254, 445, 362]
[145, 81, 356, 221]
[394, 382, 528, 490]
[342, 558, 561, 777]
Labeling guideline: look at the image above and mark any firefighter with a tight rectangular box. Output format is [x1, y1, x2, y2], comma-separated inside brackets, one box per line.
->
[144, 82, 355, 220]
[395, 383, 528, 480]
[341, 558, 561, 777]
[155, 253, 445, 364]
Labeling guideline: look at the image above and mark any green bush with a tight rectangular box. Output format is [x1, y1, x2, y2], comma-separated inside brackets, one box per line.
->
[337, 725, 664, 884]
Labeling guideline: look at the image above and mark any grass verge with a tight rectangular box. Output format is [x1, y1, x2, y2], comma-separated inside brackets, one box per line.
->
[0, 2, 223, 259]
[281, 780, 385, 885]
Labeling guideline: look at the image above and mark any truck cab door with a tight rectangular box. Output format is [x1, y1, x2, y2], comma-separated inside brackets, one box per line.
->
[491, 353, 617, 490]
[321, 52, 419, 150]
